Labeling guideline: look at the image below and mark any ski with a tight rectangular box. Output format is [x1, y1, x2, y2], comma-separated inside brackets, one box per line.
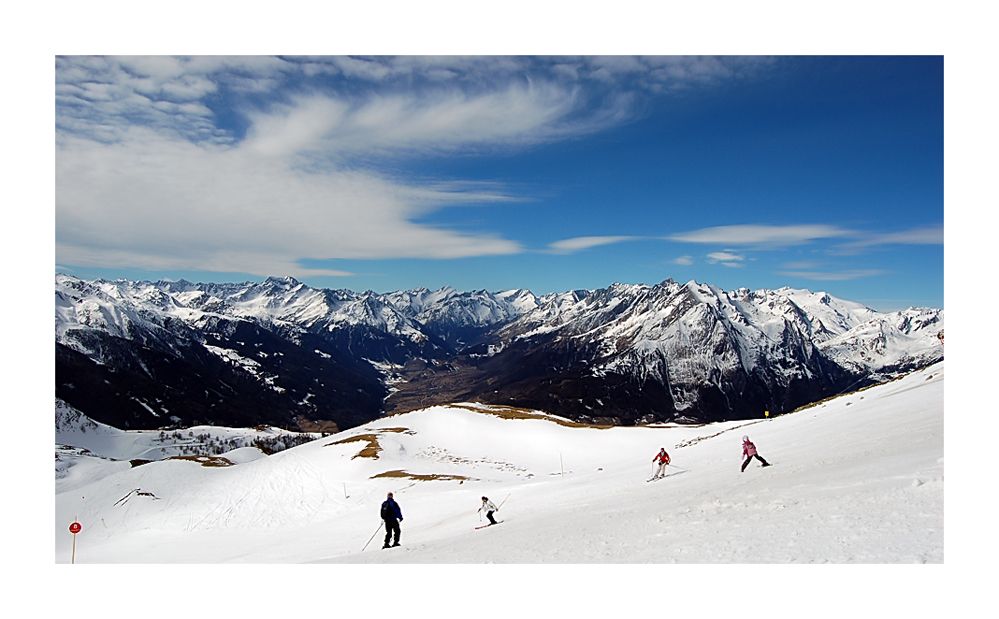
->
[475, 521, 503, 529]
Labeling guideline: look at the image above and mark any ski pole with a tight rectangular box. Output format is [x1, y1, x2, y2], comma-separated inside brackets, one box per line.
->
[668, 463, 688, 472]
[498, 493, 511, 509]
[362, 522, 382, 552]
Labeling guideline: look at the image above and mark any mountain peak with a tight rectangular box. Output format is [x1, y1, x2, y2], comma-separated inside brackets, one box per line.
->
[263, 275, 302, 288]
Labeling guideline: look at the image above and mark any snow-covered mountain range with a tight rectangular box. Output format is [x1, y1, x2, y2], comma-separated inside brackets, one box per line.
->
[55, 274, 943, 432]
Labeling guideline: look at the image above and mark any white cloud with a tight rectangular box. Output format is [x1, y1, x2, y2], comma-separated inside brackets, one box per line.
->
[547, 236, 637, 254]
[834, 226, 944, 252]
[670, 224, 852, 246]
[707, 251, 744, 262]
[55, 129, 523, 278]
[706, 251, 745, 267]
[56, 56, 292, 144]
[672, 255, 694, 265]
[880, 226, 944, 244]
[673, 222, 940, 274]
[298, 83, 583, 154]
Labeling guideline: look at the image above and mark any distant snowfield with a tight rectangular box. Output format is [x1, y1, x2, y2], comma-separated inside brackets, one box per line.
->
[55, 363, 943, 566]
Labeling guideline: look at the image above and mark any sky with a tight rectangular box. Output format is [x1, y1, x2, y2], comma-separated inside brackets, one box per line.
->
[54, 55, 943, 311]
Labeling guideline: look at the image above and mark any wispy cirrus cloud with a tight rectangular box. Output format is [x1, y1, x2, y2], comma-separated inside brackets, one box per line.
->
[547, 236, 639, 254]
[667, 223, 940, 280]
[669, 224, 853, 247]
[832, 225, 944, 254]
[242, 86, 586, 161]
[706, 251, 746, 267]
[669, 223, 943, 252]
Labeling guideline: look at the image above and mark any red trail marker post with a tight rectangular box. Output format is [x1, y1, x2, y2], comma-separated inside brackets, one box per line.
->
[69, 521, 81, 564]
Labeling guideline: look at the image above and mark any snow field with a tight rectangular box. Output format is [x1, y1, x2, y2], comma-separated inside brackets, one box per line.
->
[56, 364, 942, 567]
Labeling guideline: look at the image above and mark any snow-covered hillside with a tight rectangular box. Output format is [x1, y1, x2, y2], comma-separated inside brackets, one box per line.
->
[55, 362, 943, 564]
[56, 398, 317, 493]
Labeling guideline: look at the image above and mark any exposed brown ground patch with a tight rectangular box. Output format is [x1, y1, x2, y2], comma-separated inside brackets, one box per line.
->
[325, 427, 413, 459]
[167, 455, 235, 467]
[371, 469, 475, 482]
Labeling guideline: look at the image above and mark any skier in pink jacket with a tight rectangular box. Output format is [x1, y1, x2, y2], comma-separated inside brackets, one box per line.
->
[741, 435, 771, 472]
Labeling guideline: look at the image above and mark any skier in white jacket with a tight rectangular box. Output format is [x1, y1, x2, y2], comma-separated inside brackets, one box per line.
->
[479, 496, 499, 525]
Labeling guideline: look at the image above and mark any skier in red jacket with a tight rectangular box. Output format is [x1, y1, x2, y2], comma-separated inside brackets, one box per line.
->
[741, 436, 771, 472]
[652, 447, 671, 479]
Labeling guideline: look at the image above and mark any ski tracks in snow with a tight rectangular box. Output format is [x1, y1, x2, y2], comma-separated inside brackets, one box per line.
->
[185, 452, 332, 531]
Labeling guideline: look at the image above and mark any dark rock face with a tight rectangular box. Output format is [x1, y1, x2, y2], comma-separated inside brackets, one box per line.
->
[56, 320, 387, 432]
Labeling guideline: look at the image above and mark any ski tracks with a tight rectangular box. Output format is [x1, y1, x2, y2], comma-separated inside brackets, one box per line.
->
[185, 453, 333, 531]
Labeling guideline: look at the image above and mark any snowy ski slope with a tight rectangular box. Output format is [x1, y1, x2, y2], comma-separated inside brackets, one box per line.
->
[56, 363, 943, 565]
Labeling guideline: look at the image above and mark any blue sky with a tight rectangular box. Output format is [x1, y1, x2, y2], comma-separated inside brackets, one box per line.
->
[55, 55, 943, 310]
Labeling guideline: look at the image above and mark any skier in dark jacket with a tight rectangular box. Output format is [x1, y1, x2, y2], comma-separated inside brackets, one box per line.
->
[741, 436, 771, 472]
[380, 492, 403, 548]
